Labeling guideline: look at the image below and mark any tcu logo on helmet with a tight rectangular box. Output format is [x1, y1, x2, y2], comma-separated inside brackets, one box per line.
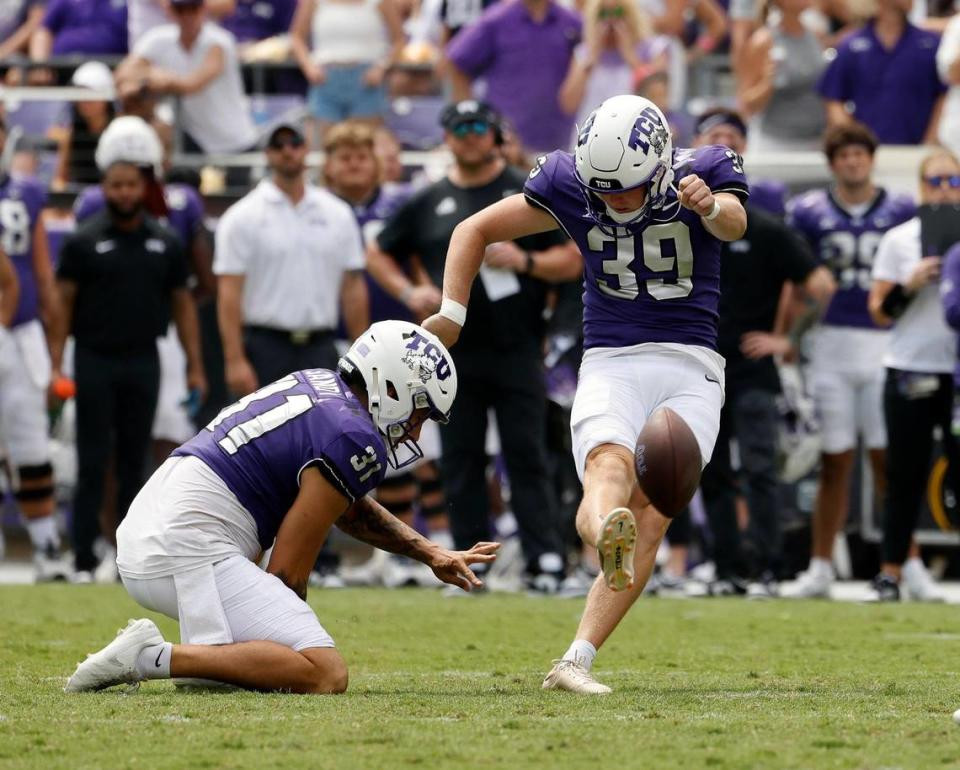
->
[576, 113, 596, 147]
[402, 331, 451, 382]
[628, 107, 668, 155]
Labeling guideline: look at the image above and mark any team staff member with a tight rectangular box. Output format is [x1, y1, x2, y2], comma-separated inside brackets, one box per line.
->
[698, 194, 834, 598]
[51, 157, 206, 580]
[867, 150, 960, 602]
[215, 123, 368, 398]
[368, 100, 582, 592]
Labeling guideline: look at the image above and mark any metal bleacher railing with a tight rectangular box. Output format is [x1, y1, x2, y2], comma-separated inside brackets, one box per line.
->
[0, 55, 933, 206]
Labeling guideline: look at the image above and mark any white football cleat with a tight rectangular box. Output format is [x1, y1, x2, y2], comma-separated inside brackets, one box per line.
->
[64, 619, 164, 693]
[596, 507, 636, 592]
[542, 659, 612, 695]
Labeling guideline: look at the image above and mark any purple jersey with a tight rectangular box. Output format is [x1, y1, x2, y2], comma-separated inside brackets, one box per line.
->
[940, 243, 960, 387]
[0, 174, 49, 327]
[349, 184, 414, 324]
[221, 0, 296, 42]
[523, 145, 748, 350]
[74, 183, 204, 248]
[749, 177, 787, 218]
[787, 188, 915, 329]
[174, 369, 386, 549]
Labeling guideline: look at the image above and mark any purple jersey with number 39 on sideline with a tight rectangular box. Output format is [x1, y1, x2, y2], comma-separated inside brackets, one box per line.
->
[0, 174, 49, 327]
[173, 369, 386, 549]
[787, 188, 915, 329]
[523, 146, 748, 351]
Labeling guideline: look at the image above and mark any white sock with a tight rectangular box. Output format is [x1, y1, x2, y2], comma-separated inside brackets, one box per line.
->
[136, 642, 173, 680]
[562, 639, 597, 671]
[810, 557, 832, 578]
[25, 515, 59, 551]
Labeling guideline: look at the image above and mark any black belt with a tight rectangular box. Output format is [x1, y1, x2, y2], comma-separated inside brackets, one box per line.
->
[245, 325, 335, 347]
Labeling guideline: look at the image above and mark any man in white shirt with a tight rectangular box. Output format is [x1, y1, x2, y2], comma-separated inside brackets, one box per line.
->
[215, 122, 369, 399]
[116, 0, 257, 158]
[867, 150, 960, 602]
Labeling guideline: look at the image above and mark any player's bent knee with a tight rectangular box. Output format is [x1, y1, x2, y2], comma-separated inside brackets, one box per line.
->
[584, 444, 634, 485]
[301, 647, 349, 694]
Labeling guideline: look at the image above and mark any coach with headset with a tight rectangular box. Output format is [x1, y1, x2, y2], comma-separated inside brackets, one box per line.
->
[367, 100, 582, 592]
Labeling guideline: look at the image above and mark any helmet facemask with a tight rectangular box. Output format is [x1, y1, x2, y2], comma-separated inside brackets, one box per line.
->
[379, 387, 449, 470]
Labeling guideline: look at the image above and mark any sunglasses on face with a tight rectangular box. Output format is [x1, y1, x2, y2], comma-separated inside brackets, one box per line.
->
[268, 134, 305, 151]
[451, 120, 490, 138]
[598, 5, 625, 18]
[923, 175, 960, 189]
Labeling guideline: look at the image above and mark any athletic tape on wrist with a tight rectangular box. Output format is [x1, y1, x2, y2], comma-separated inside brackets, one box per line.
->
[439, 298, 467, 327]
[703, 199, 721, 221]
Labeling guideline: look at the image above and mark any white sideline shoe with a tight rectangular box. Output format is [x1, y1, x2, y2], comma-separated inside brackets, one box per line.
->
[94, 545, 119, 585]
[64, 619, 164, 692]
[596, 508, 636, 592]
[902, 558, 945, 602]
[784, 568, 832, 599]
[542, 660, 611, 695]
[34, 545, 73, 583]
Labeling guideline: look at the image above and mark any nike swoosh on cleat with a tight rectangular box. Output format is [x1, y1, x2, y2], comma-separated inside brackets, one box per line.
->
[704, 373, 720, 386]
[155, 649, 164, 668]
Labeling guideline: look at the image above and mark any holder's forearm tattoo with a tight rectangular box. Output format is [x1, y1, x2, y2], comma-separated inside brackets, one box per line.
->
[274, 569, 308, 601]
[336, 496, 433, 562]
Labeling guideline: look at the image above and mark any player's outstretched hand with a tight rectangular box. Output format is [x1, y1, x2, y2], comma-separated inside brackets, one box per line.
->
[678, 174, 716, 218]
[429, 541, 501, 592]
[422, 313, 462, 349]
[740, 331, 793, 360]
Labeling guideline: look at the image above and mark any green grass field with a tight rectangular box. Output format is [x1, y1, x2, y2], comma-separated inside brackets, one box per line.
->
[3, 586, 960, 770]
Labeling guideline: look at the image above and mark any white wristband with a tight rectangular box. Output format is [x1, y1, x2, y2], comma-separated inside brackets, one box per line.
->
[703, 199, 721, 221]
[439, 298, 467, 327]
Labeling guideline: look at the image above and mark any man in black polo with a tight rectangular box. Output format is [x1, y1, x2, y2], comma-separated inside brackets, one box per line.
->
[51, 161, 206, 581]
[367, 100, 582, 592]
[693, 117, 835, 597]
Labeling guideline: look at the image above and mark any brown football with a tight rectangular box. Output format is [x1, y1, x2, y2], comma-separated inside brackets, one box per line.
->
[633, 407, 702, 518]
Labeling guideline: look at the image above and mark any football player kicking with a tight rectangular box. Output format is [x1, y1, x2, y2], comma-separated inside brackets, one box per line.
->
[65, 321, 498, 695]
[424, 95, 748, 694]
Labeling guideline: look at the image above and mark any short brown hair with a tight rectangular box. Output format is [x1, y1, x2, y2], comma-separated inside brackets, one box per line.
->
[323, 121, 376, 155]
[823, 121, 879, 163]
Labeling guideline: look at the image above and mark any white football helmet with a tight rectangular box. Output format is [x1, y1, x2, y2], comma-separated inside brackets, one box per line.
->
[339, 320, 457, 469]
[574, 94, 675, 232]
[95, 116, 164, 175]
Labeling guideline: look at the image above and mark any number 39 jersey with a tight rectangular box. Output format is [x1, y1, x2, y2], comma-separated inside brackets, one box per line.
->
[0, 174, 48, 327]
[786, 188, 915, 329]
[173, 369, 387, 549]
[523, 146, 748, 351]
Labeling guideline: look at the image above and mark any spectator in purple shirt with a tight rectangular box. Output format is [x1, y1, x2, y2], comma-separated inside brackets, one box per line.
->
[446, 0, 581, 154]
[219, 0, 296, 44]
[817, 0, 945, 145]
[30, 0, 127, 58]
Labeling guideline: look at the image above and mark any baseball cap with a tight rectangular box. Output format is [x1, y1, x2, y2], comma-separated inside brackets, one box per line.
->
[264, 122, 306, 149]
[169, 0, 204, 6]
[439, 100, 499, 131]
[71, 61, 114, 92]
